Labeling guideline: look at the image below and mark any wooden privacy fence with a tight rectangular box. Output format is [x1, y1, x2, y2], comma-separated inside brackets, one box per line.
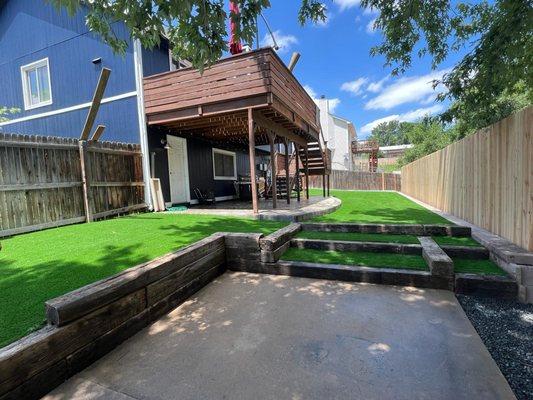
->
[0, 133, 146, 237]
[309, 170, 401, 191]
[401, 107, 532, 251]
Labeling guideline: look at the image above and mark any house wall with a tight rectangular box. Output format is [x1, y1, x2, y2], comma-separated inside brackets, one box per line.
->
[0, 0, 146, 141]
[148, 131, 255, 204]
[315, 98, 355, 171]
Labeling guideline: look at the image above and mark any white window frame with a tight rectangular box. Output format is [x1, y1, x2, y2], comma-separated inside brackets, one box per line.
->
[212, 148, 237, 180]
[20, 58, 53, 110]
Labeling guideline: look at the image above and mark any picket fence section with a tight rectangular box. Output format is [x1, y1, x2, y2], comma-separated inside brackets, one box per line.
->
[401, 107, 532, 251]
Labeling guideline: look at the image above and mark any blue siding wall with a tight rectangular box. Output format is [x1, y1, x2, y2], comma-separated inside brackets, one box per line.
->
[2, 97, 140, 143]
[142, 41, 171, 77]
[0, 0, 139, 142]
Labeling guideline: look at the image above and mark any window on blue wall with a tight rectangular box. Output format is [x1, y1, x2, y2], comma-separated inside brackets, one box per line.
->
[21, 58, 52, 110]
[213, 148, 237, 180]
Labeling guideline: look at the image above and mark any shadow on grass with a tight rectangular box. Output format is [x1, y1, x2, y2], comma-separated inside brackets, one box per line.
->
[0, 214, 285, 348]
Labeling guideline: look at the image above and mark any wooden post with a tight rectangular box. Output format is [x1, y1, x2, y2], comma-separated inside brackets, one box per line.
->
[304, 146, 309, 200]
[284, 138, 290, 204]
[327, 174, 330, 196]
[322, 173, 326, 197]
[268, 132, 277, 209]
[80, 68, 111, 140]
[295, 144, 301, 202]
[248, 108, 258, 214]
[78, 140, 92, 222]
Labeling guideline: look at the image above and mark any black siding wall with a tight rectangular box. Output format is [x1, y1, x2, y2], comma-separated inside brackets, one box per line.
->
[148, 131, 254, 204]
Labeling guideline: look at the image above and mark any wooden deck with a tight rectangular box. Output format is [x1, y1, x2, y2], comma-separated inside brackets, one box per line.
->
[143, 48, 320, 146]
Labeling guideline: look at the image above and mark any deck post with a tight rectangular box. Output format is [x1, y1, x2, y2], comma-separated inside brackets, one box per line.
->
[268, 132, 277, 209]
[322, 173, 326, 197]
[248, 108, 258, 214]
[284, 138, 290, 204]
[327, 174, 330, 196]
[295, 144, 301, 202]
[304, 146, 309, 200]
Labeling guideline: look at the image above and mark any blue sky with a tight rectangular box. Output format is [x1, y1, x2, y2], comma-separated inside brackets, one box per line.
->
[254, 0, 467, 139]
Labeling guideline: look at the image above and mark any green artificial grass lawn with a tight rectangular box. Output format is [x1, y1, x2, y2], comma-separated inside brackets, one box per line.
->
[281, 248, 428, 271]
[433, 236, 482, 247]
[453, 259, 507, 276]
[296, 231, 482, 247]
[311, 189, 451, 225]
[0, 213, 285, 348]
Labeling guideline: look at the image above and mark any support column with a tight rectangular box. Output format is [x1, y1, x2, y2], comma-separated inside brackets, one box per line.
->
[248, 108, 258, 214]
[295, 144, 301, 202]
[322, 173, 326, 197]
[304, 146, 309, 200]
[268, 132, 277, 209]
[284, 138, 290, 204]
[327, 174, 330, 196]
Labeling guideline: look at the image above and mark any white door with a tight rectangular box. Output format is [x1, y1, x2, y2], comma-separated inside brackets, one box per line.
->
[167, 135, 190, 204]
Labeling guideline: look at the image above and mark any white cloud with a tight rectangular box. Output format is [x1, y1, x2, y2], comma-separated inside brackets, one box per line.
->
[304, 84, 340, 114]
[366, 18, 377, 34]
[328, 98, 341, 113]
[303, 85, 317, 99]
[364, 69, 449, 110]
[260, 30, 298, 54]
[367, 76, 389, 93]
[340, 77, 368, 95]
[360, 104, 445, 135]
[333, 0, 361, 11]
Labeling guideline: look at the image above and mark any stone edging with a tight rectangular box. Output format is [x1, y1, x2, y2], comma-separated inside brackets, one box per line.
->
[257, 197, 341, 221]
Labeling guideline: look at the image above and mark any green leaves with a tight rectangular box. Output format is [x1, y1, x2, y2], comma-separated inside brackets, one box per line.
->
[361, 0, 532, 124]
[0, 107, 20, 123]
[48, 0, 325, 70]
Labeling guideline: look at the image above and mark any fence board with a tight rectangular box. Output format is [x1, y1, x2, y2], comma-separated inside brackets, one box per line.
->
[309, 170, 401, 191]
[0, 133, 146, 237]
[401, 107, 532, 251]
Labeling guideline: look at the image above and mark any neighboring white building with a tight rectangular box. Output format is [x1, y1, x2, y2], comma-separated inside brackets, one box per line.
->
[315, 98, 356, 171]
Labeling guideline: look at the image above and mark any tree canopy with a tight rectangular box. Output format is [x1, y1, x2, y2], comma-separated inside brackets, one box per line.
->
[50, 0, 326, 69]
[361, 0, 532, 123]
[369, 120, 410, 147]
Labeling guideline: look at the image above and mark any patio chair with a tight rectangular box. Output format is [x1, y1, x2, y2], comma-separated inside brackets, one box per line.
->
[193, 188, 216, 205]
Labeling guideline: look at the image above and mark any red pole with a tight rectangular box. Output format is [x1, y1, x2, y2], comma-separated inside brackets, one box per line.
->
[229, 1, 243, 55]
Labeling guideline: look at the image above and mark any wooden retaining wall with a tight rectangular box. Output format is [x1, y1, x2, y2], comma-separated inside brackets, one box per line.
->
[401, 107, 532, 251]
[0, 133, 145, 237]
[308, 170, 401, 191]
[0, 234, 226, 400]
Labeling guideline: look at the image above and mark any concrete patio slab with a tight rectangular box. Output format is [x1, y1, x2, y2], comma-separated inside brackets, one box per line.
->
[44, 273, 515, 400]
[179, 195, 341, 221]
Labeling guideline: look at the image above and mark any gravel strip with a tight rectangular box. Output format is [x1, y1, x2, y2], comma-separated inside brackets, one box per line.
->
[457, 295, 533, 400]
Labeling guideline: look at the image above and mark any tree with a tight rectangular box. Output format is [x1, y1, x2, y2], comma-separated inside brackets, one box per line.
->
[50, 0, 326, 69]
[0, 107, 19, 123]
[369, 120, 410, 146]
[361, 0, 532, 122]
[398, 119, 453, 166]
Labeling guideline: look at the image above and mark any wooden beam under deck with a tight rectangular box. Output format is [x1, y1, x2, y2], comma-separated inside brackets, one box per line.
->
[248, 108, 259, 214]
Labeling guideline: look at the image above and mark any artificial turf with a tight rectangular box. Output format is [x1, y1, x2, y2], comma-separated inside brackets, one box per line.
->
[296, 231, 482, 247]
[453, 259, 507, 276]
[310, 189, 451, 225]
[281, 248, 428, 271]
[0, 213, 285, 348]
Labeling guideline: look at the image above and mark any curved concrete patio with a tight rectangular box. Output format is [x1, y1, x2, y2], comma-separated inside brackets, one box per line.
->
[180, 196, 341, 221]
[44, 273, 515, 400]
